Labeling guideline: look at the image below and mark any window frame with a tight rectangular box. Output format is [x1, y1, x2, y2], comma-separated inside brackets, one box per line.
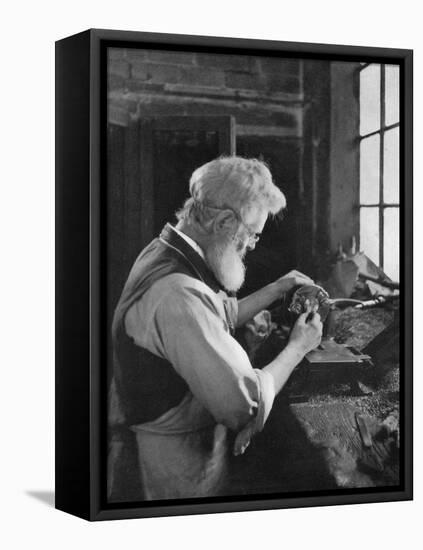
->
[358, 62, 400, 274]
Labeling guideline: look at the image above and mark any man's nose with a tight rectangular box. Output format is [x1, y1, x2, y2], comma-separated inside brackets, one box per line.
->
[247, 239, 256, 251]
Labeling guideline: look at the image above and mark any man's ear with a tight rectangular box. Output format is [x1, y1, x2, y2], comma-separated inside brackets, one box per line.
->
[213, 209, 238, 236]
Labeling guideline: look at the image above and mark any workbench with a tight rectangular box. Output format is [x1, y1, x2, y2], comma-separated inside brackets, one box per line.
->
[228, 306, 400, 496]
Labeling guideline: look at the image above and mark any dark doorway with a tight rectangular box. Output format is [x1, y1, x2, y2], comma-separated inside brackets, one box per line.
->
[237, 136, 302, 296]
[107, 115, 235, 343]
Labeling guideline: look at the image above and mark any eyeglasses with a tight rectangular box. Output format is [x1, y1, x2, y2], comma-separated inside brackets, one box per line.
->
[192, 199, 262, 243]
[239, 220, 262, 244]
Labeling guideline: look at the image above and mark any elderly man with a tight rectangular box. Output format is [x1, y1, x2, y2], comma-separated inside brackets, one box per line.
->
[108, 156, 322, 501]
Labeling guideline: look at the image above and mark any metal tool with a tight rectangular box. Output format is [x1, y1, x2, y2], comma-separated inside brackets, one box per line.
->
[355, 413, 373, 448]
[284, 285, 374, 381]
[288, 284, 397, 316]
[305, 339, 371, 367]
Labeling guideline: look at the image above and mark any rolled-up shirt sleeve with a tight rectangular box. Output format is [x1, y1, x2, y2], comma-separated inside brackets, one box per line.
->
[125, 274, 275, 434]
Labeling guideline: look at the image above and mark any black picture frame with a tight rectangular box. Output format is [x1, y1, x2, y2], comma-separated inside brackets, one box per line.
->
[55, 28, 413, 521]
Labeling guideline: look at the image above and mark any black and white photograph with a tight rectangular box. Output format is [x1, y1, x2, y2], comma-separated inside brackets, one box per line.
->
[3, 0, 421, 543]
[104, 41, 406, 506]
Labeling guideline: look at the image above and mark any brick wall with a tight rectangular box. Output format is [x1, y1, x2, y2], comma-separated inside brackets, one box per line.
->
[107, 47, 303, 137]
[107, 49, 360, 279]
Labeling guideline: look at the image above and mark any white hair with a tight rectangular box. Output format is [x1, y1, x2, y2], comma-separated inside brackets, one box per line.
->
[176, 156, 286, 228]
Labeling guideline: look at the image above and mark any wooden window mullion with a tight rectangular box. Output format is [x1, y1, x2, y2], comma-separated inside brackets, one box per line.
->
[379, 65, 385, 268]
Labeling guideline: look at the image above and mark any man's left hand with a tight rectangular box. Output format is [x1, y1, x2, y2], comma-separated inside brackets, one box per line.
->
[275, 270, 314, 296]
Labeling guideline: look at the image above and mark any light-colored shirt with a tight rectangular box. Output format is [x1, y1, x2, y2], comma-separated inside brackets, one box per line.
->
[124, 235, 275, 499]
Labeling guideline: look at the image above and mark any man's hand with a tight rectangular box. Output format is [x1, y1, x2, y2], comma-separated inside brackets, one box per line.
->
[237, 270, 314, 329]
[288, 302, 322, 356]
[275, 270, 315, 296]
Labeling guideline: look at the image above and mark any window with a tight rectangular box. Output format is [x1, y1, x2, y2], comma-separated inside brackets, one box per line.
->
[359, 63, 400, 281]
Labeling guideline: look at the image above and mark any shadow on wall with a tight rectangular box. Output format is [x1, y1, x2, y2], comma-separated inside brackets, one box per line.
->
[26, 490, 55, 508]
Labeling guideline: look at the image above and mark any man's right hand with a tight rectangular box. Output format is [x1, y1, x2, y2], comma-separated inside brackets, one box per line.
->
[288, 302, 323, 355]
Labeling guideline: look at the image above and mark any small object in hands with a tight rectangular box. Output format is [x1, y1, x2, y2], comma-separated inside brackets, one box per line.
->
[288, 284, 331, 323]
[355, 413, 373, 448]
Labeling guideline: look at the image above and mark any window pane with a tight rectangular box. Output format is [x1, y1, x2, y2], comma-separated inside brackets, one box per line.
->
[360, 64, 381, 135]
[385, 65, 400, 126]
[383, 207, 400, 281]
[360, 207, 379, 265]
[383, 127, 399, 203]
[360, 134, 380, 204]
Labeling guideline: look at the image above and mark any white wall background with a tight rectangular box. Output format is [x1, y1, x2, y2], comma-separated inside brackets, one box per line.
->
[0, 1, 420, 548]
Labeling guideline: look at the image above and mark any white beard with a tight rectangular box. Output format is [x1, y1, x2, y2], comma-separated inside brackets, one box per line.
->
[206, 236, 246, 293]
